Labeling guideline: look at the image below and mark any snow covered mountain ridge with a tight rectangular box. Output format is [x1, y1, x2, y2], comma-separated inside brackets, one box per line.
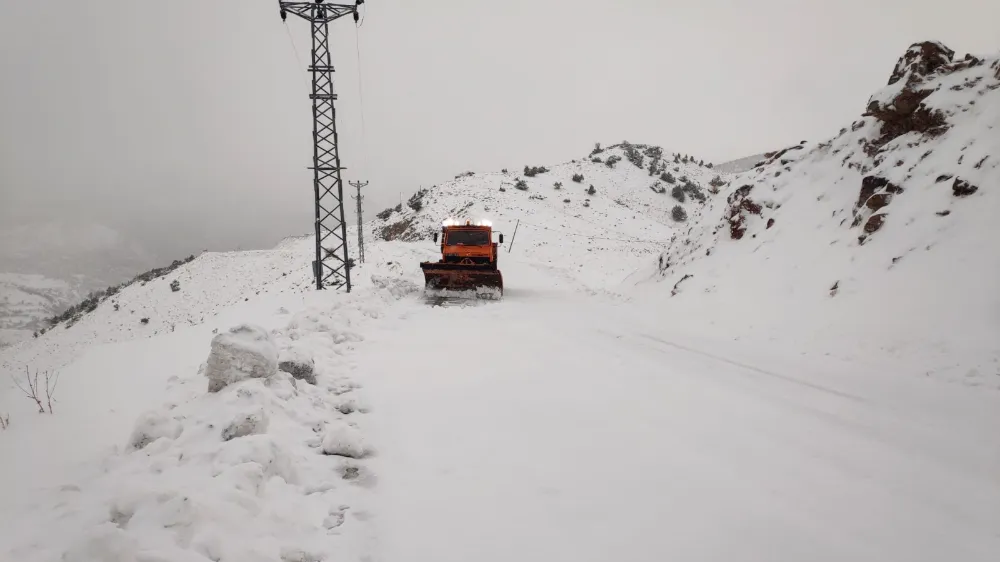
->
[641, 40, 999, 385]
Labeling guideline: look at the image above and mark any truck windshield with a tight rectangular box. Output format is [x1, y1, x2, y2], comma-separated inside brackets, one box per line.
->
[445, 230, 490, 246]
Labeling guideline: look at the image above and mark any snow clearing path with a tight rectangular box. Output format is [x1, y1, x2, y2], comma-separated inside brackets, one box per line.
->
[360, 258, 1000, 562]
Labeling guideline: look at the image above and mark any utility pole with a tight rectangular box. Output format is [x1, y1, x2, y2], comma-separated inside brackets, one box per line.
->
[349, 180, 368, 263]
[279, 0, 364, 292]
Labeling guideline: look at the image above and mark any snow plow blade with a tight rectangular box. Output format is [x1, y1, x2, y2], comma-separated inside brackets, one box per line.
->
[420, 262, 503, 297]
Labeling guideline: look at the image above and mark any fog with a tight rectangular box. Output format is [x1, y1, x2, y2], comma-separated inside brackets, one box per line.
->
[1, 0, 997, 265]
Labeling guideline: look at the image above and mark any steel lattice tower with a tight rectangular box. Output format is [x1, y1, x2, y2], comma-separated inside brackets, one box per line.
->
[279, 1, 364, 291]
[349, 180, 368, 264]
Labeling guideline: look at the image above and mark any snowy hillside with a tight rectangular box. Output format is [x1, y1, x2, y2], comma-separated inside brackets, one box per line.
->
[0, 273, 80, 347]
[368, 142, 724, 291]
[0, 222, 161, 343]
[1, 41, 998, 562]
[639, 41, 1000, 386]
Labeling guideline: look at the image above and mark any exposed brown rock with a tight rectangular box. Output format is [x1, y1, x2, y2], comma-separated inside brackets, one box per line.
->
[864, 214, 887, 234]
[864, 42, 957, 153]
[766, 218, 775, 229]
[935, 174, 953, 183]
[952, 178, 979, 197]
[856, 176, 903, 211]
[888, 41, 955, 86]
[865, 192, 893, 212]
[725, 185, 763, 240]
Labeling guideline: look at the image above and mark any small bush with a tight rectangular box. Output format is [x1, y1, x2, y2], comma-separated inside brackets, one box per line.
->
[554, 182, 563, 189]
[671, 186, 686, 203]
[605, 155, 621, 169]
[407, 188, 428, 212]
[140, 317, 150, 325]
[572, 173, 584, 183]
[587, 185, 596, 195]
[590, 142, 604, 155]
[682, 181, 706, 202]
[662, 172, 676, 184]
[583, 200, 591, 207]
[591, 157, 603, 164]
[709, 175, 726, 188]
[394, 203, 402, 212]
[707, 162, 714, 168]
[563, 198, 571, 203]
[672, 205, 688, 222]
[376, 207, 393, 220]
[524, 165, 549, 177]
[502, 168, 509, 174]
[170, 280, 180, 293]
[649, 182, 666, 194]
[515, 179, 529, 191]
[624, 143, 644, 169]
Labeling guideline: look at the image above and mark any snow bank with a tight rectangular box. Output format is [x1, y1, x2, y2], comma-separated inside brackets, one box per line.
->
[1, 269, 420, 562]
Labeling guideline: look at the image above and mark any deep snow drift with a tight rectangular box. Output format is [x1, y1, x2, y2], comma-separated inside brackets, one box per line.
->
[1, 41, 998, 562]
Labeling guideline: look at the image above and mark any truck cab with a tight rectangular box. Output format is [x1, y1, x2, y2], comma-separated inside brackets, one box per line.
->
[434, 221, 504, 269]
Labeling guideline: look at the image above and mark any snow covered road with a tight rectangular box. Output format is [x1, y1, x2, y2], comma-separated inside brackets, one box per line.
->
[360, 260, 1000, 562]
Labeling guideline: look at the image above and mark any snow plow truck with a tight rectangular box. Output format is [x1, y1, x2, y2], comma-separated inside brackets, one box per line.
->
[420, 219, 504, 296]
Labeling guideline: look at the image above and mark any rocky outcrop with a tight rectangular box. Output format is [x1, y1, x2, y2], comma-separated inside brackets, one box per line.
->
[864, 41, 956, 153]
[887, 41, 955, 86]
[725, 185, 763, 240]
[952, 178, 979, 197]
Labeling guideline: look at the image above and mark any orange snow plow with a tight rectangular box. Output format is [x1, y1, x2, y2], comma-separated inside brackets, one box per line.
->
[420, 219, 504, 298]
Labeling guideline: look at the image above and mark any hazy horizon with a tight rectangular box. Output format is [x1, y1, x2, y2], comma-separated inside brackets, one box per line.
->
[2, 0, 998, 266]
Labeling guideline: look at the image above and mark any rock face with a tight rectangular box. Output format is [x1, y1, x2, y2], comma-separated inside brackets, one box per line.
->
[952, 178, 979, 197]
[725, 185, 762, 240]
[887, 41, 955, 86]
[865, 41, 955, 151]
[204, 324, 278, 393]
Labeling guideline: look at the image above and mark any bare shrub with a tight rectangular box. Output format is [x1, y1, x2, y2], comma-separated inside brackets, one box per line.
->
[1, 413, 9, 430]
[11, 366, 60, 414]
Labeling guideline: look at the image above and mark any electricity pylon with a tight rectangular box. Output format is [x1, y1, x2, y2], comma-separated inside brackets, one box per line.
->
[279, 0, 364, 291]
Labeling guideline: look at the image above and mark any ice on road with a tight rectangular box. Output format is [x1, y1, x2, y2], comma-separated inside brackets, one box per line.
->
[361, 262, 1000, 562]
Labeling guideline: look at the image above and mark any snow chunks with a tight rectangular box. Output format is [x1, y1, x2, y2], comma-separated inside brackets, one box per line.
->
[204, 323, 279, 392]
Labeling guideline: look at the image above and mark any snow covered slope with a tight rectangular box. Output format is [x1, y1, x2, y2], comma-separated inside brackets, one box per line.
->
[638, 41, 1000, 386]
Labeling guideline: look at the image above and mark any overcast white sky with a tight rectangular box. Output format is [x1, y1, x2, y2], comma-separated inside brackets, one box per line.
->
[1, 0, 997, 262]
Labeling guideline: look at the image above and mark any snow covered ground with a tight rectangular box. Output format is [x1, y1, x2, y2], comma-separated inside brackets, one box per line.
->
[1, 41, 998, 562]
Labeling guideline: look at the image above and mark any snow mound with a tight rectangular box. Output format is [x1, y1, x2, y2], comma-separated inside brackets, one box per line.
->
[321, 424, 370, 459]
[204, 324, 279, 392]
